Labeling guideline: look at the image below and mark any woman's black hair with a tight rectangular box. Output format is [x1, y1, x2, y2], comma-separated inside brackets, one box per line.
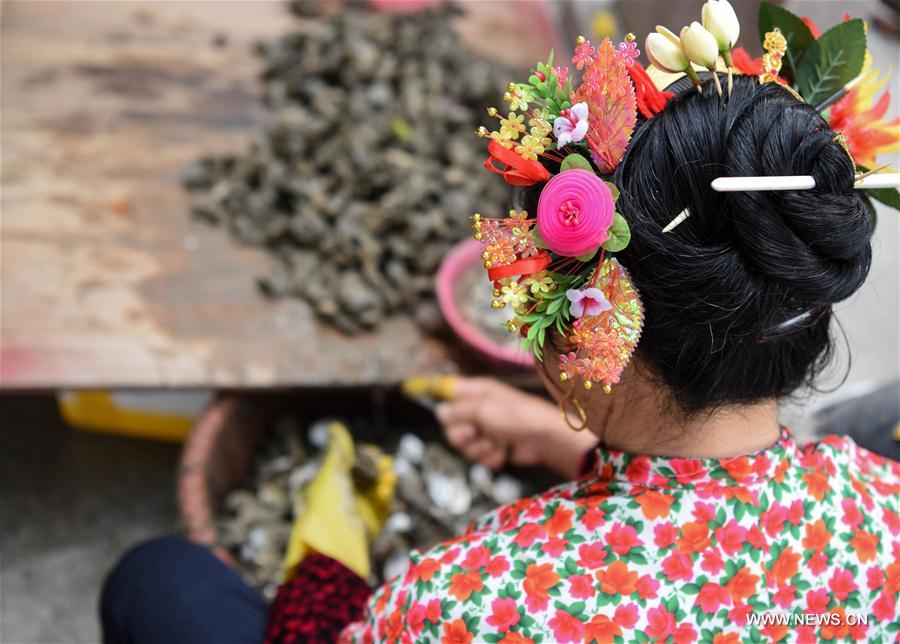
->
[601, 74, 873, 415]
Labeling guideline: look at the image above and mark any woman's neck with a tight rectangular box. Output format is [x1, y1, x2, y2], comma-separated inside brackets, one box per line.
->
[586, 372, 781, 459]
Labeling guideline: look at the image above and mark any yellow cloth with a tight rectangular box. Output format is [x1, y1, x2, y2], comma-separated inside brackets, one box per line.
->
[283, 422, 396, 581]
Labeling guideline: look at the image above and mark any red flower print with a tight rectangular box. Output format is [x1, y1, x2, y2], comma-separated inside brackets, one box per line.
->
[654, 522, 678, 548]
[746, 525, 766, 551]
[613, 603, 639, 628]
[425, 598, 441, 623]
[523, 563, 560, 611]
[645, 606, 675, 640]
[801, 519, 831, 552]
[701, 548, 724, 574]
[406, 603, 426, 635]
[761, 503, 788, 537]
[485, 556, 510, 577]
[583, 614, 621, 644]
[676, 522, 710, 553]
[568, 573, 596, 599]
[725, 567, 759, 603]
[773, 584, 797, 609]
[440, 547, 461, 565]
[819, 608, 850, 641]
[498, 633, 534, 644]
[887, 562, 900, 594]
[795, 625, 817, 644]
[636, 491, 675, 519]
[728, 602, 751, 627]
[441, 618, 473, 644]
[661, 550, 693, 582]
[722, 456, 753, 482]
[670, 458, 705, 484]
[884, 508, 899, 534]
[544, 506, 574, 537]
[541, 536, 568, 557]
[692, 502, 716, 523]
[635, 574, 660, 599]
[414, 558, 440, 583]
[753, 453, 771, 477]
[806, 588, 829, 613]
[462, 546, 491, 571]
[605, 522, 639, 555]
[577, 542, 607, 569]
[595, 560, 638, 595]
[548, 610, 584, 643]
[873, 590, 895, 621]
[802, 469, 828, 501]
[513, 522, 545, 548]
[694, 582, 730, 614]
[582, 507, 605, 530]
[828, 568, 857, 601]
[449, 571, 483, 601]
[787, 500, 804, 525]
[486, 598, 520, 633]
[385, 608, 404, 640]
[673, 623, 698, 643]
[625, 455, 650, 484]
[849, 530, 878, 563]
[715, 520, 748, 556]
[866, 566, 884, 591]
[712, 634, 740, 644]
[769, 547, 800, 587]
[759, 623, 790, 643]
[807, 551, 828, 575]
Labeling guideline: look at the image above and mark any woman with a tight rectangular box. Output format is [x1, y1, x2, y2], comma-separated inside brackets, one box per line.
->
[102, 22, 900, 644]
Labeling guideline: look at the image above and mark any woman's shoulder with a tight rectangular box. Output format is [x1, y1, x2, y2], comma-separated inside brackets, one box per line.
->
[803, 433, 900, 498]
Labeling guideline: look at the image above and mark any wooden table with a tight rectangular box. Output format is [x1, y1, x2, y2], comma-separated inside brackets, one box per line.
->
[1, 1, 556, 389]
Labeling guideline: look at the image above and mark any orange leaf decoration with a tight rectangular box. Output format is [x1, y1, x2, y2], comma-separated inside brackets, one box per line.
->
[573, 38, 637, 174]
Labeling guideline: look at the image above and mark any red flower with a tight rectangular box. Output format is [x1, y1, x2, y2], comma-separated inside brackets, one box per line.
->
[773, 584, 797, 609]
[721, 456, 753, 483]
[485, 598, 520, 633]
[582, 507, 605, 530]
[425, 599, 442, 623]
[440, 547, 461, 565]
[606, 522, 639, 555]
[787, 500, 804, 525]
[624, 456, 650, 484]
[769, 547, 800, 588]
[747, 525, 766, 550]
[715, 520, 748, 556]
[483, 141, 551, 186]
[694, 582, 730, 614]
[676, 522, 710, 553]
[577, 542, 607, 569]
[541, 536, 568, 558]
[636, 491, 675, 520]
[485, 556, 510, 577]
[866, 566, 885, 591]
[645, 606, 675, 640]
[828, 568, 857, 601]
[441, 618, 473, 644]
[692, 502, 716, 523]
[568, 573, 596, 599]
[728, 602, 751, 627]
[414, 557, 440, 582]
[661, 550, 693, 582]
[849, 530, 878, 563]
[873, 591, 896, 622]
[613, 603, 639, 628]
[406, 602, 427, 635]
[806, 588, 829, 614]
[701, 548, 724, 574]
[462, 546, 491, 571]
[801, 519, 832, 552]
[595, 561, 638, 596]
[807, 551, 828, 575]
[513, 522, 545, 548]
[448, 570, 483, 602]
[635, 574, 660, 599]
[726, 567, 759, 603]
[670, 458, 706, 484]
[498, 634, 534, 644]
[654, 523, 677, 548]
[548, 610, 585, 643]
[761, 503, 788, 537]
[674, 623, 698, 644]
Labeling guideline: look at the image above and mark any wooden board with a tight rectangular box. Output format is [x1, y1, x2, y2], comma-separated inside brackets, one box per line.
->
[0, 1, 555, 389]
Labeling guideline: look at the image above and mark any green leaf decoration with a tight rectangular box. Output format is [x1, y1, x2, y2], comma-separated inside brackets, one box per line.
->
[576, 248, 598, 262]
[795, 19, 866, 107]
[601, 212, 631, 252]
[531, 228, 548, 249]
[560, 153, 593, 173]
[866, 187, 900, 211]
[757, 3, 815, 80]
[604, 181, 620, 202]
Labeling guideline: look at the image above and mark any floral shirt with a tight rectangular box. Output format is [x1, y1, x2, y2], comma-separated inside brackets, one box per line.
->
[341, 431, 900, 643]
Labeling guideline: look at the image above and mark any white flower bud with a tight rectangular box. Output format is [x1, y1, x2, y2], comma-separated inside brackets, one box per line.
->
[680, 22, 719, 69]
[701, 0, 740, 51]
[645, 31, 689, 74]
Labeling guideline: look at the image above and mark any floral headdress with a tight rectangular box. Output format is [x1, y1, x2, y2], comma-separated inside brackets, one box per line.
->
[472, 1, 900, 397]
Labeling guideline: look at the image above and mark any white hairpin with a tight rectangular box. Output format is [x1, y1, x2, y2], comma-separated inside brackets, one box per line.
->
[711, 173, 900, 192]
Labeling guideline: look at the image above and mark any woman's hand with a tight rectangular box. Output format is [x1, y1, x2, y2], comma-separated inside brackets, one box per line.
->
[436, 377, 598, 479]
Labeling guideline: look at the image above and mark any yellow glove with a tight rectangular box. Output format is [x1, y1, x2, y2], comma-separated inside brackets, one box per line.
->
[283, 421, 396, 581]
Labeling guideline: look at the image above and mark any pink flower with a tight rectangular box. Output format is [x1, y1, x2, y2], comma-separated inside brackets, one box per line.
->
[553, 65, 569, 87]
[645, 606, 675, 640]
[715, 520, 748, 556]
[694, 582, 730, 614]
[661, 551, 693, 581]
[569, 573, 596, 599]
[842, 497, 863, 529]
[541, 536, 568, 557]
[873, 591, 896, 622]
[572, 39, 596, 70]
[729, 602, 751, 627]
[486, 598, 520, 633]
[614, 603, 639, 628]
[553, 102, 589, 148]
[462, 545, 491, 571]
[829, 568, 857, 601]
[867, 566, 885, 591]
[654, 523, 678, 549]
[485, 556, 509, 577]
[807, 551, 828, 575]
[583, 507, 605, 530]
[566, 287, 612, 319]
[806, 588, 830, 613]
[636, 574, 660, 599]
[606, 522, 639, 555]
[615, 40, 640, 65]
[536, 169, 615, 257]
[625, 455, 650, 484]
[513, 522, 545, 548]
[670, 458, 706, 484]
[701, 548, 724, 574]
[548, 610, 585, 643]
[577, 542, 607, 569]
[773, 584, 797, 609]
[673, 623, 698, 643]
[692, 502, 716, 523]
